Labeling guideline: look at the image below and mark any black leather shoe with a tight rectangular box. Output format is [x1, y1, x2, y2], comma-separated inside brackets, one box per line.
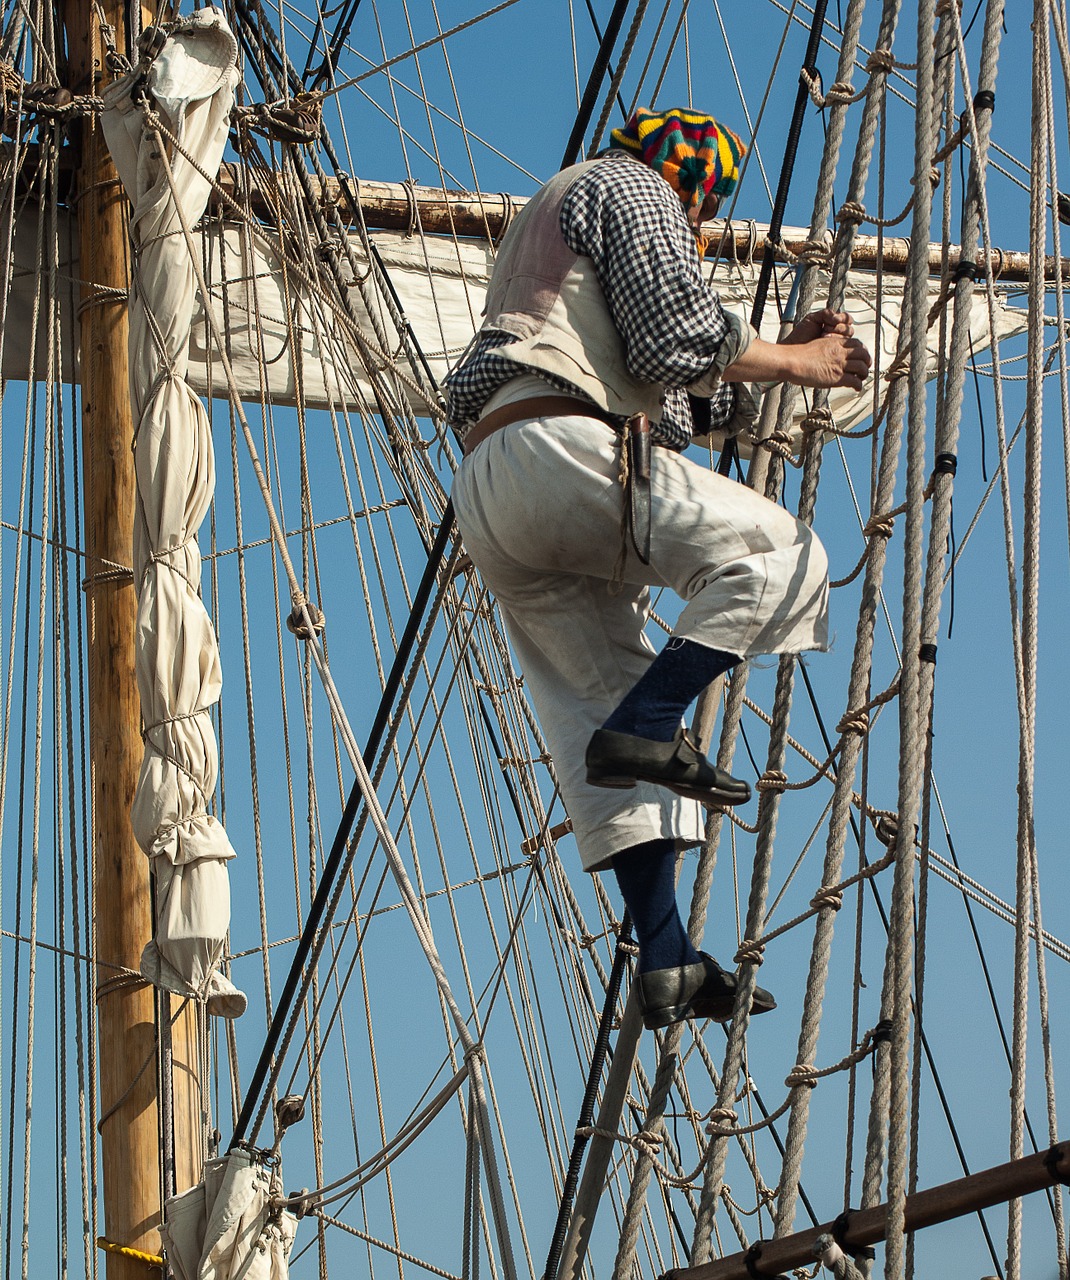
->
[636, 953, 776, 1030]
[585, 727, 751, 806]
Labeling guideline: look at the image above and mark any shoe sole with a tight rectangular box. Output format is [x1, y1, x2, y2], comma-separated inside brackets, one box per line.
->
[641, 994, 777, 1031]
[586, 769, 751, 807]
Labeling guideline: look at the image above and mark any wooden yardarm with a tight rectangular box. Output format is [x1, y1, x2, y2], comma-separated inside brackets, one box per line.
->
[662, 1143, 1070, 1280]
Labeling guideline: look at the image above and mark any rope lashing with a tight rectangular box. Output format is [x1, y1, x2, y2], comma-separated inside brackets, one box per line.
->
[973, 88, 996, 113]
[756, 769, 789, 794]
[864, 47, 898, 74]
[812, 1233, 865, 1280]
[919, 642, 938, 664]
[831, 1209, 877, 1262]
[286, 598, 326, 640]
[745, 1242, 789, 1280]
[836, 679, 900, 736]
[871, 811, 900, 847]
[799, 67, 864, 109]
[756, 430, 799, 467]
[800, 406, 833, 436]
[96, 1238, 163, 1269]
[809, 884, 844, 912]
[1044, 1144, 1070, 1187]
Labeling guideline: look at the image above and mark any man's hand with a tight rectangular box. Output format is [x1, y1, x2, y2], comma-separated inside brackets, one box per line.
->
[723, 310, 872, 392]
[781, 308, 855, 346]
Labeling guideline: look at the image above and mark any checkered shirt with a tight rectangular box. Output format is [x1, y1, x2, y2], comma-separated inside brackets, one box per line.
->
[445, 151, 740, 451]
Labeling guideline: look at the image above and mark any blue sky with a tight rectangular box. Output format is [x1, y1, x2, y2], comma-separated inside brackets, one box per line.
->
[3, 2, 1070, 1279]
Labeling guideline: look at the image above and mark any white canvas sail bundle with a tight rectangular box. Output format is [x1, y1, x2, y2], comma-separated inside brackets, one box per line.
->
[99, 6, 246, 1015]
[162, 1148, 299, 1280]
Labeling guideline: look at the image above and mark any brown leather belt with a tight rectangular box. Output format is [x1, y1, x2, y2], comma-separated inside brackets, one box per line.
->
[462, 395, 612, 455]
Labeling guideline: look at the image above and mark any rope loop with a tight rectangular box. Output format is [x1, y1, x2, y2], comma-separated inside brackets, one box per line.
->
[756, 769, 789, 793]
[800, 405, 833, 435]
[862, 510, 896, 539]
[796, 235, 834, 267]
[785, 1063, 819, 1089]
[835, 706, 870, 736]
[706, 1106, 738, 1129]
[865, 47, 896, 73]
[401, 179, 420, 237]
[734, 937, 766, 965]
[835, 199, 867, 227]
[809, 885, 844, 912]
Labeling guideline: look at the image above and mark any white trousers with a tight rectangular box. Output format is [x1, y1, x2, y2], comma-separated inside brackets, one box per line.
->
[452, 414, 829, 872]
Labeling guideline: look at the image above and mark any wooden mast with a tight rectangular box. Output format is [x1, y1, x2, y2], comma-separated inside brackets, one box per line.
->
[59, 3, 201, 1273]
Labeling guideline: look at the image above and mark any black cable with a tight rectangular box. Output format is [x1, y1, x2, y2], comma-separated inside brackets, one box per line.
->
[750, 0, 832, 328]
[560, 0, 632, 170]
[304, 0, 364, 91]
[229, 506, 457, 1149]
[542, 914, 635, 1280]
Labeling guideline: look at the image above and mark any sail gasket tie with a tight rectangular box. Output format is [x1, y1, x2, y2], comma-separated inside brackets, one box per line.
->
[831, 1210, 877, 1263]
[744, 1242, 788, 1280]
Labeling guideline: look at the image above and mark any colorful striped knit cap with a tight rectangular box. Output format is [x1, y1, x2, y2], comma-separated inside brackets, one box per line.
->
[609, 107, 745, 212]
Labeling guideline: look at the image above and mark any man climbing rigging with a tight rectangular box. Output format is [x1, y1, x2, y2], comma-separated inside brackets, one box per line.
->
[446, 106, 871, 1031]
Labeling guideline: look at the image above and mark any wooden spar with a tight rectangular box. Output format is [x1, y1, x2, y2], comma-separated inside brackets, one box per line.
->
[0, 144, 1063, 281]
[214, 164, 1061, 283]
[58, 4, 201, 1274]
[662, 1143, 1070, 1280]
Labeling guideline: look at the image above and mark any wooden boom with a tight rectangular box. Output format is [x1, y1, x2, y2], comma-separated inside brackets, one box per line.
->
[214, 165, 1061, 283]
[662, 1142, 1070, 1280]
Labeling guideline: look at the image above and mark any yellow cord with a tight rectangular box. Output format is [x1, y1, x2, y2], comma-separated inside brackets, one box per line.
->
[96, 1237, 164, 1268]
[695, 233, 710, 261]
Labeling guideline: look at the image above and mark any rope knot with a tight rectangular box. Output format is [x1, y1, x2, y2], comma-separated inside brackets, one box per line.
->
[835, 199, 867, 226]
[758, 430, 795, 462]
[633, 1129, 662, 1158]
[706, 1107, 738, 1130]
[825, 80, 858, 105]
[810, 885, 844, 912]
[836, 706, 870, 736]
[734, 937, 766, 966]
[757, 769, 788, 793]
[865, 47, 896, 73]
[862, 511, 896, 539]
[286, 599, 326, 640]
[801, 406, 833, 435]
[796, 235, 834, 267]
[785, 1063, 819, 1089]
[873, 813, 899, 847]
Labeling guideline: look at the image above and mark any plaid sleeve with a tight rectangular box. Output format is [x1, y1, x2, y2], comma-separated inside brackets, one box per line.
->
[560, 157, 737, 389]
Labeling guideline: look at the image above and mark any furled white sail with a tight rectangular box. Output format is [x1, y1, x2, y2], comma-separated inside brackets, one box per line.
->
[162, 1148, 298, 1280]
[100, 8, 245, 1016]
[185, 222, 1029, 435]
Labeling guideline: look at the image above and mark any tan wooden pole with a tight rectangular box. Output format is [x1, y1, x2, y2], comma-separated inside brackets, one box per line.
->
[213, 165, 1064, 282]
[662, 1142, 1070, 1280]
[59, 6, 202, 1275]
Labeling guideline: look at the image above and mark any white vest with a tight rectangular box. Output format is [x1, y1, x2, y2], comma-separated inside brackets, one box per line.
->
[481, 159, 666, 423]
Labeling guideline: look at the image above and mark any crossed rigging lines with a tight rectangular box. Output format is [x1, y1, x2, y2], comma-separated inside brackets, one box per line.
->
[1, 0, 1068, 1277]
